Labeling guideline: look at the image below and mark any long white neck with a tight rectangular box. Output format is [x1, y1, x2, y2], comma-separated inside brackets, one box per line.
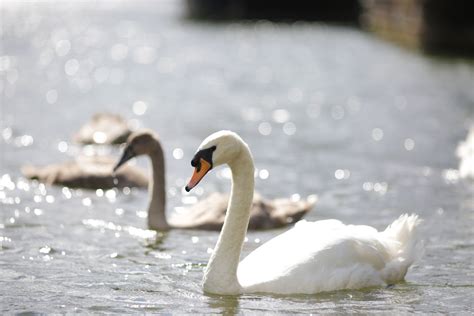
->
[147, 145, 170, 231]
[202, 144, 255, 295]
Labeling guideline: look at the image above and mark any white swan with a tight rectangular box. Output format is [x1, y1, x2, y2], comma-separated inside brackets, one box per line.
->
[457, 126, 474, 179]
[185, 130, 423, 295]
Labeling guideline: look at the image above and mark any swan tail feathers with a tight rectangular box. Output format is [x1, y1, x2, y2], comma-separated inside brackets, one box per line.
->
[381, 214, 424, 282]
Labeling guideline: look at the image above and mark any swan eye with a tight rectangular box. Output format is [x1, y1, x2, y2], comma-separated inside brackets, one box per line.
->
[190, 146, 217, 170]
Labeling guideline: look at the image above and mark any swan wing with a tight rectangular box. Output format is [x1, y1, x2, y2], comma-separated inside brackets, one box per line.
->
[238, 220, 395, 294]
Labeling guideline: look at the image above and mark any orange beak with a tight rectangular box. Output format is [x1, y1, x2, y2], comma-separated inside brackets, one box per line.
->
[185, 158, 212, 192]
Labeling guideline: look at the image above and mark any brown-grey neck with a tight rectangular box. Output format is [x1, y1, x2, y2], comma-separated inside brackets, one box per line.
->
[146, 140, 170, 231]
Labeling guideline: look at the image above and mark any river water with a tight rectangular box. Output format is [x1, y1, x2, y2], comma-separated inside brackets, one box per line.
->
[1, 0, 473, 313]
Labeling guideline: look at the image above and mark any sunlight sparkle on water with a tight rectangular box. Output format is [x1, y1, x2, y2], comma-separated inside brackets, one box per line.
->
[2, 127, 12, 141]
[16, 179, 30, 192]
[64, 59, 79, 76]
[347, 96, 361, 114]
[258, 169, 269, 180]
[92, 131, 107, 144]
[334, 169, 350, 180]
[0, 55, 12, 71]
[14, 135, 34, 147]
[105, 189, 117, 202]
[132, 100, 148, 116]
[288, 87, 303, 103]
[172, 148, 184, 160]
[55, 39, 71, 57]
[258, 122, 272, 135]
[307, 194, 318, 204]
[46, 89, 58, 104]
[57, 141, 68, 153]
[136, 210, 147, 218]
[116, 222, 155, 240]
[404, 138, 415, 151]
[331, 105, 345, 120]
[443, 169, 460, 183]
[363, 182, 388, 195]
[39, 246, 51, 254]
[272, 109, 290, 123]
[62, 187, 72, 199]
[82, 198, 92, 207]
[372, 128, 384, 141]
[291, 193, 301, 201]
[283, 122, 296, 135]
[1, 174, 15, 190]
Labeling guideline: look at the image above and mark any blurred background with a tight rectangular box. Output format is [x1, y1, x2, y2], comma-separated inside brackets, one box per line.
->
[0, 0, 473, 314]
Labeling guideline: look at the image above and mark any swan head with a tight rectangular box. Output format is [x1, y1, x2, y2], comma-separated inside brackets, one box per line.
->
[113, 129, 160, 172]
[185, 130, 243, 192]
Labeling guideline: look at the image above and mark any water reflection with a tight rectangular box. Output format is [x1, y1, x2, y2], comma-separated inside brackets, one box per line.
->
[206, 294, 240, 315]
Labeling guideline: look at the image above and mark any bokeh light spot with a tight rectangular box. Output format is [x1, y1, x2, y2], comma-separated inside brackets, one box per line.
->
[46, 89, 58, 104]
[132, 100, 148, 116]
[404, 138, 415, 151]
[283, 122, 296, 135]
[258, 122, 272, 136]
[172, 148, 184, 160]
[64, 59, 79, 76]
[372, 128, 384, 141]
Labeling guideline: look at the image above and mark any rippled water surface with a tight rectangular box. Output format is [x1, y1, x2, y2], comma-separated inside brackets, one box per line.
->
[1, 0, 473, 313]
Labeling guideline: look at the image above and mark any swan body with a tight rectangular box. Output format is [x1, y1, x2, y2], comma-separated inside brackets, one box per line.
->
[185, 130, 423, 295]
[238, 215, 422, 294]
[74, 113, 132, 145]
[22, 155, 148, 190]
[169, 192, 313, 230]
[114, 130, 314, 231]
[457, 126, 474, 179]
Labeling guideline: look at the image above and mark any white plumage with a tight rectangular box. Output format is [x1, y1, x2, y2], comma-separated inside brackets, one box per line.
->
[187, 131, 423, 295]
[238, 214, 423, 294]
[457, 126, 474, 179]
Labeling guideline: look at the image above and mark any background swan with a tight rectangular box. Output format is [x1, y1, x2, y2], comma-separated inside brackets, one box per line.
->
[113, 130, 314, 231]
[185, 130, 424, 295]
[22, 155, 148, 190]
[457, 126, 474, 179]
[74, 113, 132, 145]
